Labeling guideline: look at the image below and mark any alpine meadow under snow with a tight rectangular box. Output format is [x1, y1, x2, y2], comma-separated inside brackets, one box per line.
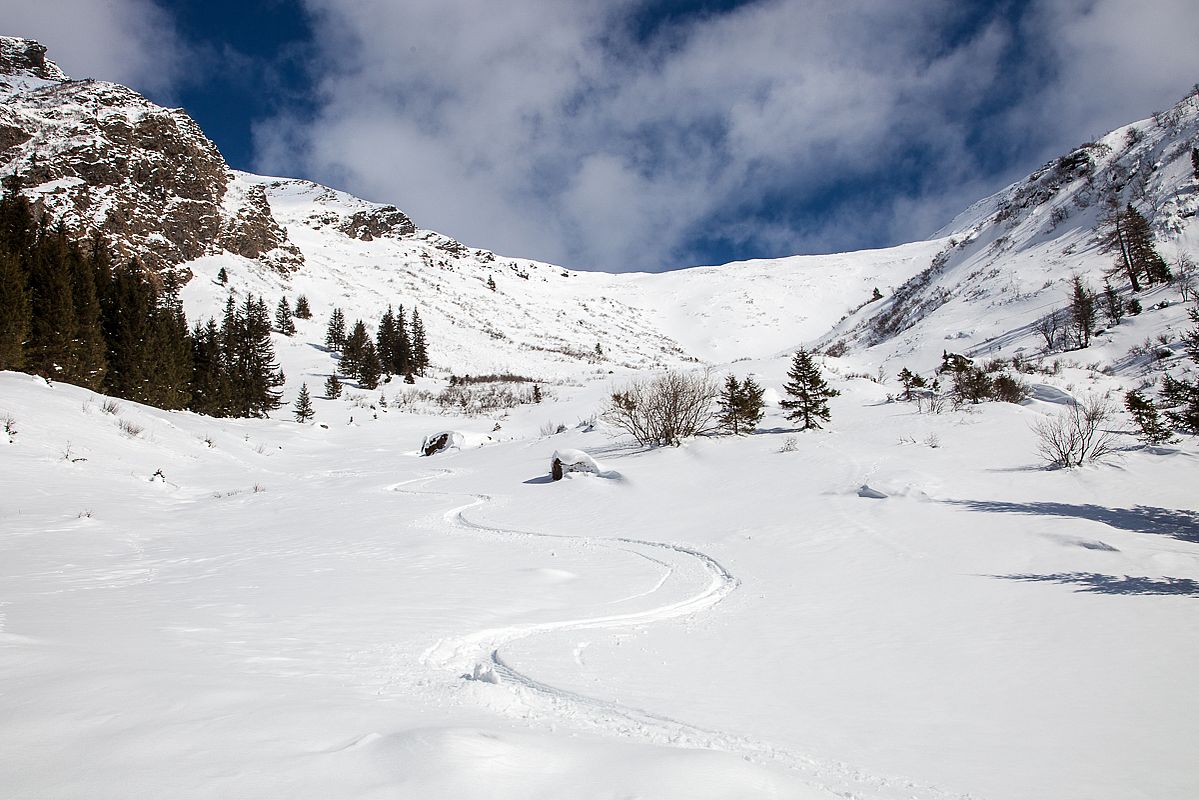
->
[2, 35, 1199, 800]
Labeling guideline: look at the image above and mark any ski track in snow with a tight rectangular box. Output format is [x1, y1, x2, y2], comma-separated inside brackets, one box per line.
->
[392, 469, 976, 800]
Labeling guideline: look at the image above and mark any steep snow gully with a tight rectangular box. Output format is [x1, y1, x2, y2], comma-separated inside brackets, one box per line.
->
[394, 470, 969, 800]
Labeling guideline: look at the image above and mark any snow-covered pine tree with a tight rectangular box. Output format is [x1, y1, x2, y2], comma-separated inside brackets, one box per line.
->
[780, 348, 839, 430]
[293, 382, 314, 423]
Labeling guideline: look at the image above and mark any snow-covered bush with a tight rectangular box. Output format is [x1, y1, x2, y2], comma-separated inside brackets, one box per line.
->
[603, 370, 719, 447]
[550, 449, 601, 480]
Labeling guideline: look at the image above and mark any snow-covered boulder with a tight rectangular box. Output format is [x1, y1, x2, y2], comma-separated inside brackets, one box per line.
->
[551, 449, 602, 481]
[421, 431, 465, 456]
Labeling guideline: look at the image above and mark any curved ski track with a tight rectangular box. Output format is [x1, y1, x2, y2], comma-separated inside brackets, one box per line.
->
[392, 469, 974, 800]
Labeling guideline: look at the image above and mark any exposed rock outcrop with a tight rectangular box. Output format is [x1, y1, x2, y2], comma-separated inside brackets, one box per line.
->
[0, 36, 302, 277]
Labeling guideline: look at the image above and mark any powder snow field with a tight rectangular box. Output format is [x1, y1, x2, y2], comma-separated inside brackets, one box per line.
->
[2, 359, 1197, 800]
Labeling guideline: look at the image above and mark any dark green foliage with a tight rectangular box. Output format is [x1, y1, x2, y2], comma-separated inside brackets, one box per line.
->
[896, 367, 926, 401]
[952, 366, 993, 404]
[532, 383, 542, 403]
[356, 339, 382, 389]
[220, 295, 284, 417]
[25, 223, 81, 380]
[293, 383, 314, 423]
[487, 275, 496, 291]
[1069, 275, 1096, 348]
[293, 295, 312, 319]
[216, 267, 228, 285]
[1099, 203, 1170, 290]
[275, 296, 296, 336]
[1125, 390, 1173, 444]
[1126, 297, 1142, 315]
[410, 308, 429, 374]
[718, 374, 765, 435]
[324, 373, 343, 399]
[1182, 307, 1199, 363]
[1160, 374, 1199, 434]
[340, 320, 369, 378]
[1192, 148, 1199, 180]
[779, 349, 838, 430]
[0, 248, 30, 370]
[1101, 280, 1123, 327]
[325, 307, 347, 351]
[376, 305, 409, 376]
[990, 372, 1032, 404]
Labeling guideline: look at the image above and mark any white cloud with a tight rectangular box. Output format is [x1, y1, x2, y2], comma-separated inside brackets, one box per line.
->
[1, 0, 189, 96]
[253, 0, 1199, 271]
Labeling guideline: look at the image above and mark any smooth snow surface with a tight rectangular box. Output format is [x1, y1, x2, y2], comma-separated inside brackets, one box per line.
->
[2, 365, 1196, 800]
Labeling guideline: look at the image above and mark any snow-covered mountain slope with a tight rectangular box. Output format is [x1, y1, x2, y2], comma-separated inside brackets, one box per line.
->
[822, 89, 1199, 375]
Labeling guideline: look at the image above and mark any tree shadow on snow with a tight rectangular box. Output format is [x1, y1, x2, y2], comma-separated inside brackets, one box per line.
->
[522, 475, 555, 485]
[991, 572, 1199, 597]
[944, 500, 1199, 544]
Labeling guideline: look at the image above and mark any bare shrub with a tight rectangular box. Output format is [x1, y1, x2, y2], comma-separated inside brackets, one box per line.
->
[117, 419, 143, 437]
[603, 370, 720, 446]
[539, 421, 566, 437]
[779, 436, 799, 453]
[1033, 395, 1118, 468]
[3, 414, 16, 440]
[101, 399, 120, 415]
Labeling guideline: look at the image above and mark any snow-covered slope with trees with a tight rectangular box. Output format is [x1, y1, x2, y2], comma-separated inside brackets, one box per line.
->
[3, 34, 1199, 800]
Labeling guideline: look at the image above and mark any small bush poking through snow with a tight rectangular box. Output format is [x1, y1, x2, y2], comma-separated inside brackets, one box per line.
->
[1033, 395, 1118, 468]
[117, 419, 143, 438]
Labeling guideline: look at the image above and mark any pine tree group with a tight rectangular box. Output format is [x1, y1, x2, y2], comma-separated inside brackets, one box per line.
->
[779, 349, 839, 430]
[717, 374, 765, 435]
[0, 181, 287, 417]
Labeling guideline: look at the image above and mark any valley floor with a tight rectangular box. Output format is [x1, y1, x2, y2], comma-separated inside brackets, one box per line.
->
[1, 369, 1197, 799]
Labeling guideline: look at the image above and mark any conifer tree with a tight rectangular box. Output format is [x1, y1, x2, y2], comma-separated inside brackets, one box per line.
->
[325, 307, 347, 351]
[216, 266, 228, 285]
[293, 383, 314, 423]
[293, 295, 312, 319]
[487, 275, 496, 291]
[1068, 275, 1097, 348]
[1101, 280, 1123, 327]
[26, 223, 80, 380]
[324, 373, 343, 399]
[147, 281, 193, 409]
[717, 374, 764, 434]
[896, 367, 926, 401]
[738, 375, 765, 432]
[190, 318, 228, 415]
[102, 258, 156, 402]
[410, 308, 429, 374]
[1192, 147, 1199, 180]
[0, 249, 30, 370]
[1160, 374, 1199, 434]
[275, 296, 296, 336]
[356, 340, 382, 389]
[395, 303, 412, 375]
[1125, 390, 1172, 444]
[780, 349, 839, 430]
[532, 383, 542, 403]
[718, 374, 744, 434]
[376, 306, 399, 374]
[340, 320, 369, 378]
[225, 295, 284, 417]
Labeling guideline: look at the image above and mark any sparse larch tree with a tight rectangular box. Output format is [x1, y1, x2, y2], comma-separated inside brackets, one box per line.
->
[780, 349, 839, 430]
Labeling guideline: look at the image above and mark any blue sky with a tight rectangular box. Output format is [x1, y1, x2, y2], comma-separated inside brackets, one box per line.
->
[6, 0, 1199, 272]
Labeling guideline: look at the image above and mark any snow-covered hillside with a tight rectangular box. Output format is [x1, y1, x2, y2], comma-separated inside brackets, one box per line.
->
[3, 33, 1199, 800]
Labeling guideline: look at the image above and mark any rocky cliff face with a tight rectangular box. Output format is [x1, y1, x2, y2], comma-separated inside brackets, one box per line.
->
[0, 36, 302, 277]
